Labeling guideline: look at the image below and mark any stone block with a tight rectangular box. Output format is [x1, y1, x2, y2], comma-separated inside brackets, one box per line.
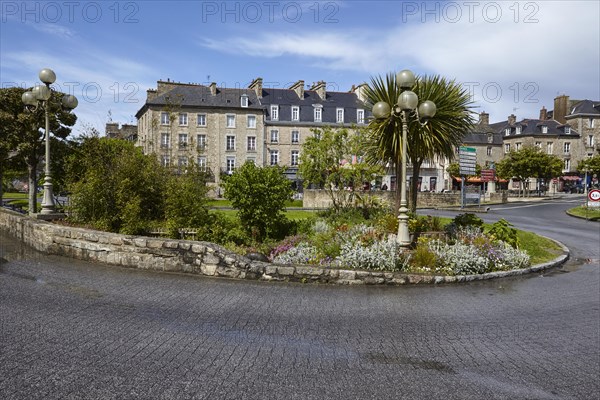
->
[83, 233, 99, 242]
[133, 238, 147, 247]
[277, 266, 296, 276]
[338, 270, 356, 280]
[201, 264, 217, 276]
[363, 276, 385, 285]
[191, 244, 205, 253]
[147, 239, 164, 249]
[203, 254, 220, 265]
[109, 236, 123, 246]
[179, 243, 191, 251]
[163, 241, 179, 249]
[294, 266, 322, 276]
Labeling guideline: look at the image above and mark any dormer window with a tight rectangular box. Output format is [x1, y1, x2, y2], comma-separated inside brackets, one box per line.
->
[542, 126, 548, 134]
[516, 126, 521, 135]
[314, 105, 322, 122]
[271, 105, 279, 121]
[241, 94, 249, 108]
[565, 126, 571, 134]
[336, 108, 344, 123]
[292, 106, 299, 121]
[505, 128, 510, 136]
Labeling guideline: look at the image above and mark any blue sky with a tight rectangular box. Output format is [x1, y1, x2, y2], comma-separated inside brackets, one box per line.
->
[1, 0, 599, 135]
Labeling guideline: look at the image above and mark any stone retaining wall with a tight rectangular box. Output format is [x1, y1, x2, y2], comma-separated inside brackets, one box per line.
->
[302, 189, 507, 209]
[0, 208, 566, 285]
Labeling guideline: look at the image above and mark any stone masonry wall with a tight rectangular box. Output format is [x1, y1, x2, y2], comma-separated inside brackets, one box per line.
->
[0, 208, 564, 285]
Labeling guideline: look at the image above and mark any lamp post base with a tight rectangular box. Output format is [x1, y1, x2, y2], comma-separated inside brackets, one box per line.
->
[35, 212, 66, 221]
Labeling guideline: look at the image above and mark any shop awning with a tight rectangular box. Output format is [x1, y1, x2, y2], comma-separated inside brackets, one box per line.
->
[561, 176, 580, 181]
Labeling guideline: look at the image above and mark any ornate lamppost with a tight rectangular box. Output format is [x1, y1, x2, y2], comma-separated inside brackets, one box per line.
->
[371, 70, 437, 247]
[22, 68, 78, 217]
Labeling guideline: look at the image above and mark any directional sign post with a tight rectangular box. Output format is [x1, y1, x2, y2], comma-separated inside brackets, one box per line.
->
[459, 147, 478, 208]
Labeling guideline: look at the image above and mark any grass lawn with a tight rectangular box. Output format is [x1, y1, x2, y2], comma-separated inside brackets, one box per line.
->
[567, 206, 600, 221]
[207, 199, 303, 208]
[2, 192, 29, 200]
[211, 208, 317, 221]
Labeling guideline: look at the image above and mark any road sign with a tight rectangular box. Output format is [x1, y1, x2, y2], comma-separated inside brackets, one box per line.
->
[588, 189, 600, 202]
[459, 146, 477, 176]
[481, 169, 495, 182]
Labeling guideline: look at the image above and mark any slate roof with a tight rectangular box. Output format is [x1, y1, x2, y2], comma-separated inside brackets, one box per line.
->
[135, 83, 263, 118]
[499, 118, 578, 137]
[260, 88, 368, 125]
[568, 99, 600, 116]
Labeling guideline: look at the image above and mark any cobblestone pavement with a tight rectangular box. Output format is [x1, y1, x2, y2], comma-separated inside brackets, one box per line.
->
[1, 201, 598, 399]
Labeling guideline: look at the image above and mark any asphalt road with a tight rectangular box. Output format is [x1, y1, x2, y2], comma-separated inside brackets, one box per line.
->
[1, 197, 598, 400]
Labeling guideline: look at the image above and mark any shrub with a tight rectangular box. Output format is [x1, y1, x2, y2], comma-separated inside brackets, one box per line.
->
[487, 219, 520, 248]
[338, 235, 408, 271]
[272, 242, 319, 265]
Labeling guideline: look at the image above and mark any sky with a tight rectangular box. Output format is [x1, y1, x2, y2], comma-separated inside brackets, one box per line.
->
[1, 0, 599, 136]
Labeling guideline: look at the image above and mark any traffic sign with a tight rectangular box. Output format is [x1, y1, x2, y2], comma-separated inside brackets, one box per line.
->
[459, 146, 477, 176]
[588, 189, 600, 202]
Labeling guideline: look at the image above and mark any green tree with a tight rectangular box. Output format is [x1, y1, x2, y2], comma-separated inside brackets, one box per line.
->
[577, 154, 600, 183]
[446, 162, 482, 178]
[299, 127, 383, 211]
[0, 87, 76, 213]
[364, 73, 474, 212]
[223, 162, 294, 241]
[66, 137, 166, 234]
[164, 164, 211, 238]
[496, 146, 563, 197]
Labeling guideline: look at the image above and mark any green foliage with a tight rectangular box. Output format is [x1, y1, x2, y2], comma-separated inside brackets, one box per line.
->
[446, 162, 482, 177]
[223, 162, 294, 241]
[165, 164, 211, 238]
[486, 219, 520, 248]
[363, 73, 475, 212]
[452, 213, 484, 228]
[577, 154, 600, 179]
[298, 126, 383, 211]
[409, 215, 444, 233]
[66, 137, 166, 234]
[411, 237, 438, 270]
[496, 146, 563, 195]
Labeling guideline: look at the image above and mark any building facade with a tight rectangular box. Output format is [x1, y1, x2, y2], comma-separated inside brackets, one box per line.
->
[134, 78, 369, 189]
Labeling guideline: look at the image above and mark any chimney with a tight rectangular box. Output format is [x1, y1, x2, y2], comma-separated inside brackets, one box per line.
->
[157, 80, 178, 96]
[310, 81, 326, 100]
[146, 88, 158, 101]
[553, 95, 569, 124]
[508, 114, 516, 125]
[209, 82, 217, 96]
[351, 83, 369, 103]
[539, 106, 548, 121]
[289, 80, 305, 99]
[479, 112, 489, 126]
[248, 77, 263, 98]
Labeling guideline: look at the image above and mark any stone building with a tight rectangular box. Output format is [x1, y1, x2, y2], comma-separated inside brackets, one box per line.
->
[105, 122, 138, 142]
[134, 78, 369, 190]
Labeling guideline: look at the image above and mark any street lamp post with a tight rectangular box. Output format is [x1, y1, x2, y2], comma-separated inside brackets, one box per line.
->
[22, 68, 78, 217]
[371, 70, 436, 247]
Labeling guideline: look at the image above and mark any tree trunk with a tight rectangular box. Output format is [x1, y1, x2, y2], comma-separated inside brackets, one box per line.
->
[394, 161, 402, 211]
[410, 161, 422, 213]
[0, 163, 4, 206]
[27, 158, 38, 215]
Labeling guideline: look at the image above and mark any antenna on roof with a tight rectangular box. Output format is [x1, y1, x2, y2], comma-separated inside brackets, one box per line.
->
[207, 75, 210, 82]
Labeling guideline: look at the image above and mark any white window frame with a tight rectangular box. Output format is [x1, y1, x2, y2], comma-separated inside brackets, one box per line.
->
[270, 150, 279, 166]
[535, 141, 542, 149]
[292, 106, 299, 121]
[336, 108, 344, 123]
[161, 112, 169, 125]
[197, 156, 207, 171]
[241, 94, 249, 108]
[178, 156, 188, 168]
[563, 142, 570, 154]
[271, 105, 279, 121]
[161, 155, 170, 167]
[357, 109, 365, 124]
[505, 128, 510, 136]
[542, 126, 548, 133]
[486, 146, 492, 156]
[565, 126, 571, 134]
[516, 142, 522, 151]
[161, 132, 170, 148]
[178, 133, 188, 148]
[226, 114, 236, 128]
[247, 136, 256, 151]
[516, 126, 521, 135]
[197, 113, 207, 127]
[270, 129, 279, 143]
[314, 106, 322, 122]
[564, 159, 570, 171]
[247, 115, 256, 129]
[505, 144, 510, 153]
[547, 142, 553, 154]
[179, 113, 188, 126]
[291, 130, 300, 144]
[226, 135, 236, 151]
[197, 134, 207, 150]
[226, 157, 235, 174]
[291, 150, 299, 166]
[588, 135, 595, 147]
[590, 118, 595, 128]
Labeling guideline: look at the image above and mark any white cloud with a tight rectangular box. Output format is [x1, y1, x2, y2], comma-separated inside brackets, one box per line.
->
[198, 1, 599, 121]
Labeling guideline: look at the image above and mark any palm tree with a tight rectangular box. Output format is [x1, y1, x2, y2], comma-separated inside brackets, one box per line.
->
[364, 73, 475, 212]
